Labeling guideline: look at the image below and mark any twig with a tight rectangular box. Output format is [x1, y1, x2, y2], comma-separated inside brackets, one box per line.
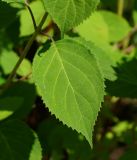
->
[123, 45, 135, 54]
[18, 72, 32, 81]
[25, 0, 37, 30]
[128, 25, 137, 38]
[1, 12, 48, 92]
[115, 25, 137, 51]
[117, 0, 124, 17]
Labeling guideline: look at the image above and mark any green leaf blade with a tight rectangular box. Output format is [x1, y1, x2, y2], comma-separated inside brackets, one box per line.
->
[0, 97, 23, 120]
[0, 49, 32, 76]
[33, 38, 104, 146]
[42, 0, 100, 34]
[1, 0, 24, 3]
[0, 120, 42, 160]
[72, 38, 116, 81]
[0, 1, 19, 29]
[76, 10, 131, 43]
[106, 59, 137, 98]
[1, 82, 36, 119]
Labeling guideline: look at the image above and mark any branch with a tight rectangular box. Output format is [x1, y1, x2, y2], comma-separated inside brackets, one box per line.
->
[2, 12, 48, 92]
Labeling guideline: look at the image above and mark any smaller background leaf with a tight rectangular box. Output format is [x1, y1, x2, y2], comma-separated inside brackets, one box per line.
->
[106, 58, 137, 98]
[0, 120, 42, 160]
[1, 0, 24, 3]
[76, 10, 131, 43]
[0, 49, 32, 76]
[0, 97, 23, 120]
[0, 1, 19, 29]
[1, 82, 36, 119]
[38, 118, 92, 160]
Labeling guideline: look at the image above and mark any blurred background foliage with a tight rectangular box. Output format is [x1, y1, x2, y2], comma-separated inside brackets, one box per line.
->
[1, 0, 137, 159]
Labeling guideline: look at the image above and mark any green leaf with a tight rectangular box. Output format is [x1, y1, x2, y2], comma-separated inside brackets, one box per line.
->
[19, 0, 51, 37]
[38, 118, 92, 160]
[0, 29, 13, 51]
[0, 77, 5, 85]
[75, 11, 109, 44]
[72, 38, 116, 81]
[0, 120, 42, 160]
[1, 0, 24, 3]
[0, 50, 18, 74]
[42, 0, 100, 34]
[75, 11, 131, 43]
[101, 0, 116, 8]
[75, 11, 127, 66]
[100, 11, 131, 42]
[29, 134, 42, 160]
[17, 59, 32, 76]
[106, 59, 137, 98]
[1, 82, 36, 119]
[0, 97, 23, 120]
[0, 49, 32, 76]
[6, 16, 20, 44]
[0, 1, 19, 29]
[133, 11, 137, 25]
[85, 43, 116, 81]
[33, 38, 104, 146]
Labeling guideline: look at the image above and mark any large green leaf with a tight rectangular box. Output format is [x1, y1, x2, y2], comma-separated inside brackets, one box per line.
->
[42, 0, 100, 34]
[0, 120, 42, 160]
[72, 38, 116, 81]
[33, 38, 104, 146]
